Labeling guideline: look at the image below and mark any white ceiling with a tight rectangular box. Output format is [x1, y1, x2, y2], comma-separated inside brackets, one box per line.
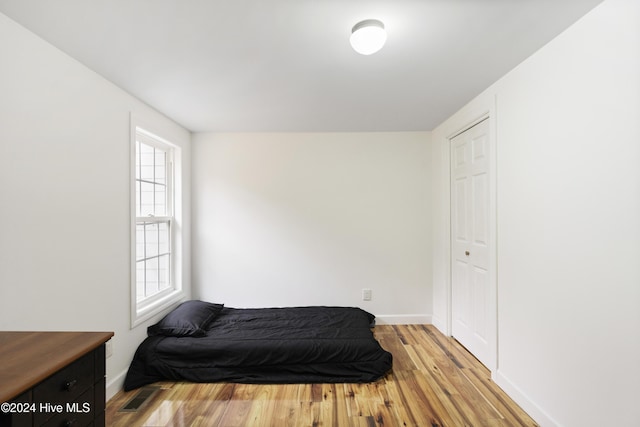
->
[0, 0, 603, 132]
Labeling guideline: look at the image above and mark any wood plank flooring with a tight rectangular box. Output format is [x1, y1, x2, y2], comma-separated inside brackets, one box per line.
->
[106, 325, 538, 426]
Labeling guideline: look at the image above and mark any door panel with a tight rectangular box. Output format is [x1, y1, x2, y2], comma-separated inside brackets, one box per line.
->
[453, 259, 470, 327]
[472, 173, 488, 247]
[472, 265, 489, 343]
[451, 118, 491, 367]
[454, 177, 468, 241]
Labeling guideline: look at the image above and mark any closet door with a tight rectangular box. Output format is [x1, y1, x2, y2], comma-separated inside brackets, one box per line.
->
[450, 118, 491, 367]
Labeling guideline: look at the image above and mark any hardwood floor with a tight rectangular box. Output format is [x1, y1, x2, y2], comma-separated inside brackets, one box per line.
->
[106, 325, 538, 426]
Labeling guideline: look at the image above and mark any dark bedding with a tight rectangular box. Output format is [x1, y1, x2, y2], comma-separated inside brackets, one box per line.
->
[124, 305, 393, 391]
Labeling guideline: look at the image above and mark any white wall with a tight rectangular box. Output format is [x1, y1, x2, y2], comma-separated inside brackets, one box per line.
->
[192, 132, 432, 323]
[431, 0, 640, 425]
[5, 1, 637, 422]
[0, 13, 191, 399]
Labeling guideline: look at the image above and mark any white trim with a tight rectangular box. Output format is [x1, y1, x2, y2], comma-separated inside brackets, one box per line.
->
[448, 114, 490, 140]
[440, 95, 498, 373]
[494, 370, 561, 427]
[129, 113, 185, 328]
[106, 369, 128, 401]
[431, 315, 447, 334]
[374, 314, 432, 325]
[132, 290, 186, 327]
[136, 127, 176, 150]
[129, 116, 138, 327]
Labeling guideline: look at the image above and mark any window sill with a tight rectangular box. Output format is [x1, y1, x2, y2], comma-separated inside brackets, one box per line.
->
[131, 289, 186, 329]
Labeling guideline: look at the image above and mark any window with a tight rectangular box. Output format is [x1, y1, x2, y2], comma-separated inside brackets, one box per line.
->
[131, 126, 184, 326]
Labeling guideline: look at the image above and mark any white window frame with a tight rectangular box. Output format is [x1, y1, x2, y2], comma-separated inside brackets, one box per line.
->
[131, 124, 185, 327]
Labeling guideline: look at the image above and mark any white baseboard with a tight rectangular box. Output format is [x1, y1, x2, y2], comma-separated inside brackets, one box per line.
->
[106, 369, 128, 401]
[430, 315, 447, 334]
[493, 370, 561, 427]
[374, 314, 431, 325]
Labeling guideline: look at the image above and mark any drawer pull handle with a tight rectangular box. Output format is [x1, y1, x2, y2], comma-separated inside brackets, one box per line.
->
[64, 379, 78, 391]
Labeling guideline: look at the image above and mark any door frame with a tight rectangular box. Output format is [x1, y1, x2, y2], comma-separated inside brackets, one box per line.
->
[441, 99, 498, 374]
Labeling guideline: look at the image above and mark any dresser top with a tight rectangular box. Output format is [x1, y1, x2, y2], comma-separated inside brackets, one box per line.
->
[0, 331, 113, 403]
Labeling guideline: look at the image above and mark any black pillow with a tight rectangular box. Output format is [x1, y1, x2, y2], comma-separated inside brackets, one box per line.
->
[147, 300, 224, 337]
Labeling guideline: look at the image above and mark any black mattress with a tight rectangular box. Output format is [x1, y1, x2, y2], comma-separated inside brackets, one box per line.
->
[124, 306, 393, 391]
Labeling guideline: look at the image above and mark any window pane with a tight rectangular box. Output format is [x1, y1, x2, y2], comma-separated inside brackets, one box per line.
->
[136, 219, 171, 301]
[140, 142, 154, 165]
[145, 257, 159, 297]
[158, 254, 170, 291]
[139, 142, 154, 181]
[136, 141, 167, 218]
[154, 184, 166, 216]
[140, 164, 154, 181]
[136, 261, 146, 299]
[146, 223, 159, 258]
[136, 224, 145, 261]
[140, 182, 155, 216]
[155, 152, 166, 184]
[137, 221, 171, 259]
[158, 222, 170, 254]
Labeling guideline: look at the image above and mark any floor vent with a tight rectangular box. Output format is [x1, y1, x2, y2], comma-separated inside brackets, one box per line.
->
[118, 386, 161, 412]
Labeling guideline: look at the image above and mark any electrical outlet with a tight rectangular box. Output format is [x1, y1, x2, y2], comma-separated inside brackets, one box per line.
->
[362, 288, 372, 301]
[106, 340, 113, 358]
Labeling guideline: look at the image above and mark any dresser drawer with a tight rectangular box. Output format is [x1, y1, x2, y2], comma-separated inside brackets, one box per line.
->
[40, 387, 94, 427]
[0, 332, 112, 427]
[33, 352, 94, 425]
[1, 390, 33, 427]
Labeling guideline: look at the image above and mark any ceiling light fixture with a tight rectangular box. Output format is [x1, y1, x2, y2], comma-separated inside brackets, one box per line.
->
[350, 19, 387, 55]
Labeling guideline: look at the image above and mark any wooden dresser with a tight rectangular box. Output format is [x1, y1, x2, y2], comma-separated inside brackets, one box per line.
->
[0, 331, 113, 427]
